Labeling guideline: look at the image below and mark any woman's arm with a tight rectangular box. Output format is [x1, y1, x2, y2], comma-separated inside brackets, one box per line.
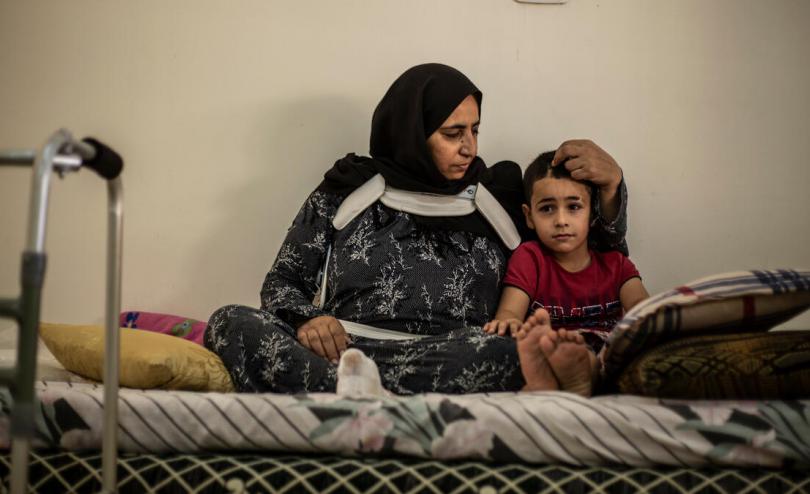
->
[260, 191, 338, 326]
[483, 286, 531, 336]
[619, 277, 649, 313]
[591, 179, 628, 255]
[260, 190, 351, 362]
[552, 140, 628, 255]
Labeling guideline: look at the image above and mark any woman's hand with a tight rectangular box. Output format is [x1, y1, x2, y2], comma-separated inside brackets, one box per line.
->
[552, 140, 623, 221]
[483, 318, 523, 337]
[552, 139, 622, 190]
[297, 316, 349, 364]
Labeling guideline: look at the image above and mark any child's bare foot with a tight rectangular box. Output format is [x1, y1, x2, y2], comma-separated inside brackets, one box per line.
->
[515, 309, 559, 391]
[540, 329, 596, 398]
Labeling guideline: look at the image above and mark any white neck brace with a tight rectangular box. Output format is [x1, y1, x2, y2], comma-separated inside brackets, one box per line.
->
[332, 173, 520, 250]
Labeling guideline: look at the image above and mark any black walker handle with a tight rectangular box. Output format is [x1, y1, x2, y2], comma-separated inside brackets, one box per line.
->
[81, 138, 124, 180]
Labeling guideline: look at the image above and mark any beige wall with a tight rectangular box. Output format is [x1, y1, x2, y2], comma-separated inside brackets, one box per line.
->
[1, 0, 808, 329]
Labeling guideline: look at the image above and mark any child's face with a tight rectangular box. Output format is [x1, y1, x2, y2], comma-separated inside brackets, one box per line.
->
[522, 176, 591, 256]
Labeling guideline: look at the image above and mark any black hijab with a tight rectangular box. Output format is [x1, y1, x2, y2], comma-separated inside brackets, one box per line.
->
[318, 63, 529, 248]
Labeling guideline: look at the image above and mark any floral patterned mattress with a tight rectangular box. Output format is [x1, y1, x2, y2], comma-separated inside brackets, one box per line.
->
[1, 382, 807, 470]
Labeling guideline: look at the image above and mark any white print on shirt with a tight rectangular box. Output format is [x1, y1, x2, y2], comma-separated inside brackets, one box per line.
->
[529, 299, 622, 330]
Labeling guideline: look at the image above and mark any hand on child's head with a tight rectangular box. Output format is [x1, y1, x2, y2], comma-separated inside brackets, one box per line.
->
[550, 140, 622, 190]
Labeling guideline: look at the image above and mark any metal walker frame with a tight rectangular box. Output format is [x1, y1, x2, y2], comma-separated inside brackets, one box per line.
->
[0, 129, 123, 493]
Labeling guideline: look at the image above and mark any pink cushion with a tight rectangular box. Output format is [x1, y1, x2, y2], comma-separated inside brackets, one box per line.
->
[120, 311, 206, 345]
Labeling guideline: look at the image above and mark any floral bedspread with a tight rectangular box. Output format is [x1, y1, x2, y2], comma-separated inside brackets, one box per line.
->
[0, 382, 808, 469]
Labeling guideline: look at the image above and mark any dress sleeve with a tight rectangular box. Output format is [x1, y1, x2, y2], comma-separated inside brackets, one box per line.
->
[589, 178, 629, 256]
[260, 190, 342, 326]
[502, 242, 541, 299]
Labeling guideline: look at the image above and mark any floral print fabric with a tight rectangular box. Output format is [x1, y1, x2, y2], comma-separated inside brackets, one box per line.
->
[206, 191, 523, 393]
[206, 182, 628, 394]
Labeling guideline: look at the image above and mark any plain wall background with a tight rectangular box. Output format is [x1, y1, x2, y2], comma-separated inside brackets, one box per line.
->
[1, 0, 808, 330]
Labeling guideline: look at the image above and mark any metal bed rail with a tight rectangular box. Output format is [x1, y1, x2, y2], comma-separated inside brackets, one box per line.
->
[0, 128, 123, 494]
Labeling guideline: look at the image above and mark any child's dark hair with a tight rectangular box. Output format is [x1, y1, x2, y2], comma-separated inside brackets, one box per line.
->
[523, 151, 597, 206]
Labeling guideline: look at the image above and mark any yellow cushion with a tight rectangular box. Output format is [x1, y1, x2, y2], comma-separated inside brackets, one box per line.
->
[39, 323, 234, 392]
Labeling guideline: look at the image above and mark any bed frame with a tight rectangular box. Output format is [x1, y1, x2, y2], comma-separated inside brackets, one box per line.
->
[0, 129, 124, 494]
[1, 132, 808, 494]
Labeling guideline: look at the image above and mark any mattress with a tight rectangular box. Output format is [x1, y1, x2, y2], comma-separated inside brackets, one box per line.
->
[1, 382, 807, 470]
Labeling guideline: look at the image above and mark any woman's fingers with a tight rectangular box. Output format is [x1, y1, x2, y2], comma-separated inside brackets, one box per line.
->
[551, 140, 587, 167]
[328, 319, 349, 356]
[307, 328, 328, 359]
[297, 316, 350, 363]
[563, 155, 606, 183]
[315, 325, 339, 363]
[297, 328, 312, 350]
[551, 140, 621, 189]
[561, 156, 589, 176]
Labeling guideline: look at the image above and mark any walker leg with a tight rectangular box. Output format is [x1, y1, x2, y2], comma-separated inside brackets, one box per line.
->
[9, 438, 30, 494]
[101, 177, 123, 494]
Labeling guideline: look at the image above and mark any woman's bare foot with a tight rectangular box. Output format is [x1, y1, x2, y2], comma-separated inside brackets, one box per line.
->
[515, 309, 559, 391]
[540, 329, 596, 397]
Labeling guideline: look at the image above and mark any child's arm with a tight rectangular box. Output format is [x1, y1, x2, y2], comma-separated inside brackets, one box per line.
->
[483, 286, 531, 337]
[619, 277, 649, 313]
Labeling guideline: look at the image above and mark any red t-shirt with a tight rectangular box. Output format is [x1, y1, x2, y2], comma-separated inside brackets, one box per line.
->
[503, 241, 640, 349]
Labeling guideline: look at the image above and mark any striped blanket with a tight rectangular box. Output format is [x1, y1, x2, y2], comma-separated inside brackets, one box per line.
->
[1, 381, 808, 469]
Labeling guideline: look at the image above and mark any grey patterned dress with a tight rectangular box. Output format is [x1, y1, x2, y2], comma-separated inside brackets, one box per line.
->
[205, 184, 627, 394]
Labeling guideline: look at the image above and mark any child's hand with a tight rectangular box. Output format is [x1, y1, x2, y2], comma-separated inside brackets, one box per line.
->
[483, 318, 523, 337]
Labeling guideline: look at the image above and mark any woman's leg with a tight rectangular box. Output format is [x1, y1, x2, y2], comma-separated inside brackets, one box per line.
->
[357, 329, 525, 394]
[204, 305, 337, 393]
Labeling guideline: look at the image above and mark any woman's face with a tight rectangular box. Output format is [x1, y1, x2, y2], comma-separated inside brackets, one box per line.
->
[426, 94, 479, 180]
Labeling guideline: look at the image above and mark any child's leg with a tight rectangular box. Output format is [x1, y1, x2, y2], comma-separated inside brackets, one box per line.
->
[515, 309, 559, 391]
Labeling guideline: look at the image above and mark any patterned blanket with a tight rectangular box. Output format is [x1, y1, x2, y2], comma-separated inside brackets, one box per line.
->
[1, 382, 807, 470]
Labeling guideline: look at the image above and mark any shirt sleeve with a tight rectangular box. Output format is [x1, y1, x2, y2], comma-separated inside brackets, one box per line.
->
[589, 178, 629, 256]
[502, 242, 541, 299]
[260, 190, 341, 326]
[618, 254, 641, 286]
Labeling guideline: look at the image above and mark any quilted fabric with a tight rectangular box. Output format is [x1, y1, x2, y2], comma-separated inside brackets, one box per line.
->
[617, 331, 810, 399]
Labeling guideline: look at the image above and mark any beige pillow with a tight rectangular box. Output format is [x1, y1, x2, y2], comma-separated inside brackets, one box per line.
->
[39, 323, 234, 392]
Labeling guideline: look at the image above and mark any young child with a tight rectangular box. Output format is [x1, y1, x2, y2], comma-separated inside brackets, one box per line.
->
[483, 151, 648, 396]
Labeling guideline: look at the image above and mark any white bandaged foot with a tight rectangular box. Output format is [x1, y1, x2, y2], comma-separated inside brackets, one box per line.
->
[336, 349, 390, 398]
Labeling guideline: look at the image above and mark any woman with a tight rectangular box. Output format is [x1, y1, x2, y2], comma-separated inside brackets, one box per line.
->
[205, 63, 626, 394]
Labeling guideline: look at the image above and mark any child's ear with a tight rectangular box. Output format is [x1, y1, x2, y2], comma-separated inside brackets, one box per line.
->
[522, 204, 535, 230]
